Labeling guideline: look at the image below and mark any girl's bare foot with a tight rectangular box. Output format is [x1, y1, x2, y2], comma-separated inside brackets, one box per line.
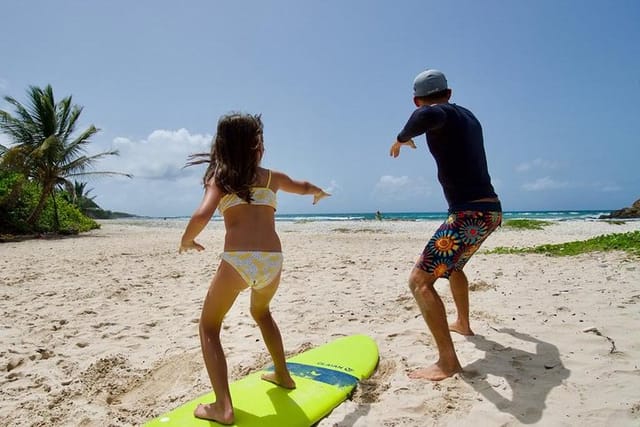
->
[193, 402, 234, 425]
[449, 320, 474, 336]
[261, 371, 296, 389]
[408, 361, 462, 381]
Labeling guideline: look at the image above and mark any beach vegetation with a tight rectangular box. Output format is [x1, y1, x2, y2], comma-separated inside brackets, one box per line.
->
[502, 219, 553, 230]
[0, 170, 98, 235]
[0, 84, 131, 234]
[62, 180, 97, 211]
[601, 219, 626, 225]
[488, 231, 640, 257]
[332, 227, 386, 234]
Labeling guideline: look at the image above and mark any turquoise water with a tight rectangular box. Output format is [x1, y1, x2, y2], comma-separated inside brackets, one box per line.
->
[134, 210, 613, 224]
[272, 210, 611, 222]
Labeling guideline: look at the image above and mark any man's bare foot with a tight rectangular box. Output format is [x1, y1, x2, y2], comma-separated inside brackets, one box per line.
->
[449, 321, 474, 336]
[193, 402, 234, 425]
[408, 362, 462, 381]
[261, 371, 296, 389]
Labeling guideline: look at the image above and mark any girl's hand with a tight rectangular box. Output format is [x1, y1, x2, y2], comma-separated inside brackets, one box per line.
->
[179, 239, 205, 253]
[313, 190, 331, 205]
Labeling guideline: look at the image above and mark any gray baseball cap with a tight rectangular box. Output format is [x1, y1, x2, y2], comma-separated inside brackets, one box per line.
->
[413, 69, 448, 96]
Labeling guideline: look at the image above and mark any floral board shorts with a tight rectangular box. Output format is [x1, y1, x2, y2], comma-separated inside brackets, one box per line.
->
[416, 203, 502, 279]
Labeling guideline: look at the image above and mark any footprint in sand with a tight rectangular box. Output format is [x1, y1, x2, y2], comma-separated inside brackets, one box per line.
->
[352, 359, 395, 403]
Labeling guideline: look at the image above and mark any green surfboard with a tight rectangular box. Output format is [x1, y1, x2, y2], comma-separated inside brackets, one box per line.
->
[144, 334, 379, 427]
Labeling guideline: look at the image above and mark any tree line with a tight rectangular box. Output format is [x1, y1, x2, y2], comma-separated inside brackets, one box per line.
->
[0, 85, 131, 235]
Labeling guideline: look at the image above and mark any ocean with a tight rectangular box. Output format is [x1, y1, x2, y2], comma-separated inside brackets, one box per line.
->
[271, 210, 612, 222]
[142, 210, 613, 223]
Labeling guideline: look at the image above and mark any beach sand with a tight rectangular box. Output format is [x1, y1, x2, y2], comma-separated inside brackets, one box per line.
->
[1, 219, 639, 426]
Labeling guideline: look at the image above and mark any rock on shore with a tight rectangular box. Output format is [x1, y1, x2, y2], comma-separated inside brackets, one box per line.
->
[599, 198, 640, 219]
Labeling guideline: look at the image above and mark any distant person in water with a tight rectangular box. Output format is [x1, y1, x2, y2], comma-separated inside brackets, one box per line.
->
[390, 69, 502, 381]
[179, 112, 330, 424]
[375, 210, 383, 220]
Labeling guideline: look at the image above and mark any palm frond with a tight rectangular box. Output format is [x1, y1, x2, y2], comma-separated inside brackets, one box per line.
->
[63, 125, 99, 157]
[61, 105, 82, 142]
[31, 134, 59, 158]
[4, 96, 37, 127]
[66, 170, 133, 179]
[62, 150, 132, 178]
[0, 107, 38, 147]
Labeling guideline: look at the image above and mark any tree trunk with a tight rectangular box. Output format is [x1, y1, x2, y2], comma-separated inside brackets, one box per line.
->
[27, 183, 53, 227]
[52, 191, 60, 231]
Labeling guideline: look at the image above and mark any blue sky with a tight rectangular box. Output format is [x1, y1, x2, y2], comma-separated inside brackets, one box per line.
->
[2, 1, 639, 216]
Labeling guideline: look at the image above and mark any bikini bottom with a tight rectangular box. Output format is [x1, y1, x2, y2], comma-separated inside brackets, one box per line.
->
[220, 251, 283, 290]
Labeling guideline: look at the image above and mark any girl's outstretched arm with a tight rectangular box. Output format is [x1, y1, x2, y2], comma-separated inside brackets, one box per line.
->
[273, 170, 330, 204]
[179, 181, 223, 252]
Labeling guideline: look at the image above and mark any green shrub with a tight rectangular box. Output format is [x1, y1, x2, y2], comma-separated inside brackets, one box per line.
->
[0, 172, 32, 233]
[0, 171, 99, 234]
[489, 231, 640, 257]
[38, 194, 100, 234]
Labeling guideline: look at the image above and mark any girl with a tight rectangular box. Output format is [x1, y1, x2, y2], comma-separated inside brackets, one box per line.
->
[179, 112, 329, 424]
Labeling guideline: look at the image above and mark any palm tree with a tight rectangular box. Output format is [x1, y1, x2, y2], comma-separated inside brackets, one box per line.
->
[0, 85, 131, 227]
[63, 180, 97, 212]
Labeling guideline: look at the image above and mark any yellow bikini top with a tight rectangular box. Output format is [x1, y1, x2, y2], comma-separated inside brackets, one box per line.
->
[218, 170, 277, 214]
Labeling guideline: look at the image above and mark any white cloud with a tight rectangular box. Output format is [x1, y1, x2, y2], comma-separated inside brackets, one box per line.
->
[522, 176, 569, 191]
[593, 182, 621, 192]
[373, 175, 432, 200]
[82, 128, 213, 216]
[516, 158, 561, 173]
[323, 179, 341, 194]
[104, 128, 212, 179]
[600, 186, 621, 192]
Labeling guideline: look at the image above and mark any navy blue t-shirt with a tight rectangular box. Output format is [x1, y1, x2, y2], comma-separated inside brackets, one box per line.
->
[397, 103, 498, 208]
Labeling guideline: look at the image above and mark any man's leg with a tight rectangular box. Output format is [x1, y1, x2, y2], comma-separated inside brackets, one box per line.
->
[447, 209, 502, 336]
[448, 270, 474, 336]
[407, 267, 462, 381]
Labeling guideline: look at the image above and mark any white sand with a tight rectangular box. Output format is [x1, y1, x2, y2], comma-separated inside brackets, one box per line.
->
[1, 219, 639, 426]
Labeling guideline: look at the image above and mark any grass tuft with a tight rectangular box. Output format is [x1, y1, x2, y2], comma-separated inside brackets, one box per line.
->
[502, 219, 553, 230]
[489, 231, 640, 257]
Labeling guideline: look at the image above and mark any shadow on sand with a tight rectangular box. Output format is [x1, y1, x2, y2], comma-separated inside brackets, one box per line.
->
[462, 328, 570, 424]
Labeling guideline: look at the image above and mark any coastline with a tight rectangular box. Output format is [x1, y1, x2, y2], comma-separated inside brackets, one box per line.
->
[1, 219, 639, 426]
[114, 209, 617, 223]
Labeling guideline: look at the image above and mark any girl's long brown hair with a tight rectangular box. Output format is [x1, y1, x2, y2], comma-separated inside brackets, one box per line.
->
[186, 112, 264, 203]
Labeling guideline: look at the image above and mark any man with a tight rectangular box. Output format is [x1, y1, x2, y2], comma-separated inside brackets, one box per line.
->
[390, 69, 502, 381]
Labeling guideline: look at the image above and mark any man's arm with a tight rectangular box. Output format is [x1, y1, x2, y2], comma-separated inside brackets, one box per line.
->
[391, 105, 446, 157]
[397, 105, 447, 142]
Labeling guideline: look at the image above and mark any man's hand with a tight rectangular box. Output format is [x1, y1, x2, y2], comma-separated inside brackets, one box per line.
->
[389, 139, 417, 158]
[179, 239, 205, 253]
